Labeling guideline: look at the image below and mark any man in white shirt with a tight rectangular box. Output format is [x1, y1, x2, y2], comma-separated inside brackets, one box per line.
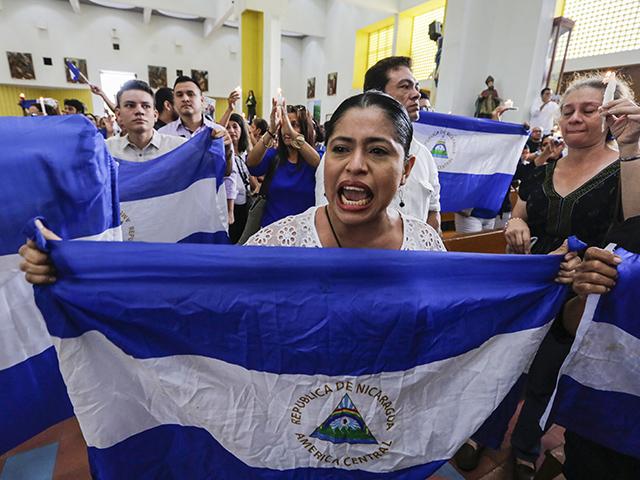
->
[315, 56, 441, 232]
[159, 75, 237, 224]
[159, 76, 217, 139]
[107, 79, 234, 227]
[106, 80, 186, 162]
[529, 87, 560, 135]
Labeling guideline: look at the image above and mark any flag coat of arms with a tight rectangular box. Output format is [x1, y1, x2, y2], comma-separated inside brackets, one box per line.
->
[0, 116, 121, 453]
[116, 128, 229, 244]
[33, 238, 567, 479]
[543, 245, 640, 460]
[413, 111, 529, 213]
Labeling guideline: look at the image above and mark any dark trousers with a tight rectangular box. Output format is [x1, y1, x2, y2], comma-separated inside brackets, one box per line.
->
[511, 330, 571, 462]
[229, 202, 249, 244]
[564, 431, 640, 480]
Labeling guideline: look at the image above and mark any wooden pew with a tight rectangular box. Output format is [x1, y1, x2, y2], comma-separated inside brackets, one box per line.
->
[444, 228, 507, 254]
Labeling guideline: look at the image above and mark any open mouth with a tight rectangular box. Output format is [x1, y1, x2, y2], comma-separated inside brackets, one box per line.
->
[338, 183, 373, 209]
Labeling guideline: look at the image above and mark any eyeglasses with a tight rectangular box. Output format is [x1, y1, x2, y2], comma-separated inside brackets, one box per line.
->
[286, 105, 306, 113]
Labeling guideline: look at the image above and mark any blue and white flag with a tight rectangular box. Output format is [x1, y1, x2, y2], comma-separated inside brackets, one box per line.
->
[543, 246, 640, 459]
[65, 59, 83, 82]
[0, 116, 120, 454]
[413, 111, 528, 213]
[34, 240, 567, 478]
[117, 128, 229, 244]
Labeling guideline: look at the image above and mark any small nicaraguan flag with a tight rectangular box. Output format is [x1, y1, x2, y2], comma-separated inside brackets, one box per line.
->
[65, 59, 82, 82]
[116, 128, 230, 244]
[0, 116, 121, 454]
[414, 111, 528, 213]
[34, 240, 566, 478]
[542, 245, 640, 460]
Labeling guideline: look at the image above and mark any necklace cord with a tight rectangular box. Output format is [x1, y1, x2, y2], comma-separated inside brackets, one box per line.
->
[324, 206, 343, 248]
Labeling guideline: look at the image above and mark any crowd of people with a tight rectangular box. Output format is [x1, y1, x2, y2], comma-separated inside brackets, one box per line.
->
[15, 55, 640, 480]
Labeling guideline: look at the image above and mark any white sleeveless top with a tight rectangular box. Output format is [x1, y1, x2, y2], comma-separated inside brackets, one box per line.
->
[245, 206, 446, 252]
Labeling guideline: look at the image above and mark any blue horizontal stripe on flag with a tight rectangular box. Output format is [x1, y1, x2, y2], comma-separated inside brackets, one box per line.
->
[551, 375, 640, 460]
[36, 241, 565, 376]
[117, 130, 226, 202]
[0, 116, 119, 255]
[0, 347, 74, 454]
[87, 424, 446, 480]
[590, 248, 640, 338]
[438, 172, 513, 213]
[178, 231, 231, 244]
[417, 111, 528, 136]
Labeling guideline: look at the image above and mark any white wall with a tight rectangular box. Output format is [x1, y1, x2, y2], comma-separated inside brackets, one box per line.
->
[281, 36, 306, 107]
[562, 48, 640, 73]
[281, 0, 326, 37]
[300, 0, 391, 121]
[0, 0, 338, 117]
[436, 0, 556, 123]
[0, 0, 242, 114]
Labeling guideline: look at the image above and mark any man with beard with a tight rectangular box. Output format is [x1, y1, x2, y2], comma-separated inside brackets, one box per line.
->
[159, 75, 237, 225]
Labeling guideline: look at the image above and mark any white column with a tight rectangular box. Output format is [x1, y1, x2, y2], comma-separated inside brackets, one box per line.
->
[436, 0, 556, 123]
[262, 10, 282, 117]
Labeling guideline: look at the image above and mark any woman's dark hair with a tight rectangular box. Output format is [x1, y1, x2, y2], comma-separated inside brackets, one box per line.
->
[229, 113, 249, 154]
[276, 105, 315, 166]
[64, 98, 85, 114]
[313, 120, 325, 144]
[325, 91, 413, 159]
[31, 102, 57, 116]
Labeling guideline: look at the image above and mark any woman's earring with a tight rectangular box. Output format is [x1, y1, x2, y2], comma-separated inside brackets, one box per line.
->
[399, 186, 405, 208]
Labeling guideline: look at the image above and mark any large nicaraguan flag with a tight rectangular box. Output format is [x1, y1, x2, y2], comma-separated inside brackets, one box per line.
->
[33, 238, 567, 479]
[542, 245, 640, 459]
[0, 116, 121, 454]
[116, 128, 229, 244]
[413, 111, 528, 213]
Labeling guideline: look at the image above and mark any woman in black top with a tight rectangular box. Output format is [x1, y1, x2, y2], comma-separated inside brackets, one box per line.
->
[561, 96, 640, 480]
[506, 77, 633, 255]
[245, 90, 257, 123]
[503, 75, 636, 479]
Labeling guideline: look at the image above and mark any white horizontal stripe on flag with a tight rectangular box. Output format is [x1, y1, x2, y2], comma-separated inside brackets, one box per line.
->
[413, 124, 524, 175]
[0, 260, 50, 369]
[120, 178, 227, 243]
[77, 226, 123, 242]
[561, 320, 640, 397]
[55, 324, 549, 473]
[0, 227, 122, 370]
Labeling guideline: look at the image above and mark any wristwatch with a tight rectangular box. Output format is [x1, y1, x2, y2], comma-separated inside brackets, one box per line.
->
[291, 134, 305, 150]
